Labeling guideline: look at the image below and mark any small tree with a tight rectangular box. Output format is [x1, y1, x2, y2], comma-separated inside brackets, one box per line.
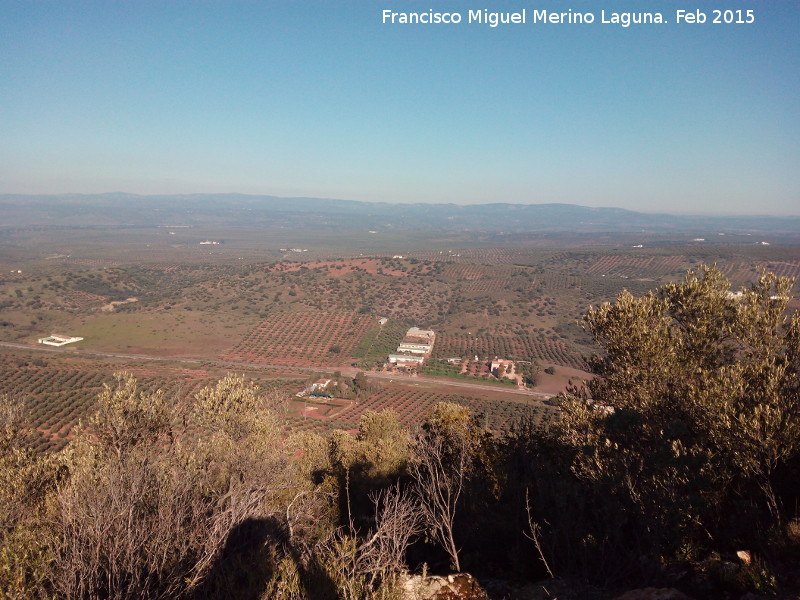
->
[321, 483, 422, 597]
[330, 409, 411, 493]
[410, 402, 481, 572]
[495, 363, 506, 379]
[519, 360, 540, 387]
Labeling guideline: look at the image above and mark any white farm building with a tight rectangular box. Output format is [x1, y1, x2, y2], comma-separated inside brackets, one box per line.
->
[406, 327, 434, 339]
[396, 341, 432, 355]
[387, 326, 436, 368]
[388, 354, 425, 364]
[38, 334, 84, 347]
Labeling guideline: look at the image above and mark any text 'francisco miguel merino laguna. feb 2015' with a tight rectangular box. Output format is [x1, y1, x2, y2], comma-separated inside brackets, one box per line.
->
[381, 8, 756, 27]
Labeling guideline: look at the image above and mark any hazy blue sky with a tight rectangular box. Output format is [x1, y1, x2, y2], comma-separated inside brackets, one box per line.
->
[2, 1, 798, 214]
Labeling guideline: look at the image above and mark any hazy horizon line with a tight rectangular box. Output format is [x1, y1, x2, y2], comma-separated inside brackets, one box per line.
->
[2, 191, 799, 219]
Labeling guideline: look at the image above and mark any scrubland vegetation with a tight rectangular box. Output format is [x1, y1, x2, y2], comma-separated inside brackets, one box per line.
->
[2, 266, 800, 599]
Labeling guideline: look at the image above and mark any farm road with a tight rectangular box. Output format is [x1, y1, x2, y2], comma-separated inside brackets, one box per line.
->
[368, 370, 555, 400]
[0, 341, 554, 400]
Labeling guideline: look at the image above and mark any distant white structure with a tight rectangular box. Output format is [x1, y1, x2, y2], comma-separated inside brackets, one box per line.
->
[38, 334, 83, 347]
[296, 378, 333, 397]
[388, 354, 425, 364]
[387, 326, 436, 368]
[406, 327, 434, 338]
[396, 341, 431, 355]
[491, 358, 515, 375]
[396, 327, 436, 355]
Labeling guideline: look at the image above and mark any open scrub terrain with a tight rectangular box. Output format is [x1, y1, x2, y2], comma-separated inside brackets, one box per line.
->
[2, 259, 800, 600]
[2, 197, 800, 598]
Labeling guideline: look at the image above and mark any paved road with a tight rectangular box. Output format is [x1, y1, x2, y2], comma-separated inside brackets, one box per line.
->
[0, 341, 555, 400]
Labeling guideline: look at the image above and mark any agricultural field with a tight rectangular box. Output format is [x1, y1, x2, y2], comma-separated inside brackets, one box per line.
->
[3, 244, 797, 372]
[0, 350, 240, 451]
[0, 357, 109, 452]
[588, 255, 686, 278]
[431, 333, 589, 371]
[284, 381, 559, 436]
[0, 346, 557, 453]
[406, 247, 567, 265]
[718, 260, 800, 284]
[2, 223, 799, 453]
[351, 319, 409, 368]
[223, 310, 377, 367]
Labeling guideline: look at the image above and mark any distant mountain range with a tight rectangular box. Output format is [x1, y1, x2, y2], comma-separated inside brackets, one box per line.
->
[1, 193, 799, 237]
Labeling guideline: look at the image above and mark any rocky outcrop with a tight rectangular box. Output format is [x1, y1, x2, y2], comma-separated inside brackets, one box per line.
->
[399, 573, 490, 600]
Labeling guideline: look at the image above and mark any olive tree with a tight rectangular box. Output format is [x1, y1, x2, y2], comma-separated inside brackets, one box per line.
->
[558, 266, 800, 549]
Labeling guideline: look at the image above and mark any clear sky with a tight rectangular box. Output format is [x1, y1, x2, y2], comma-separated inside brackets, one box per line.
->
[1, 1, 798, 215]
